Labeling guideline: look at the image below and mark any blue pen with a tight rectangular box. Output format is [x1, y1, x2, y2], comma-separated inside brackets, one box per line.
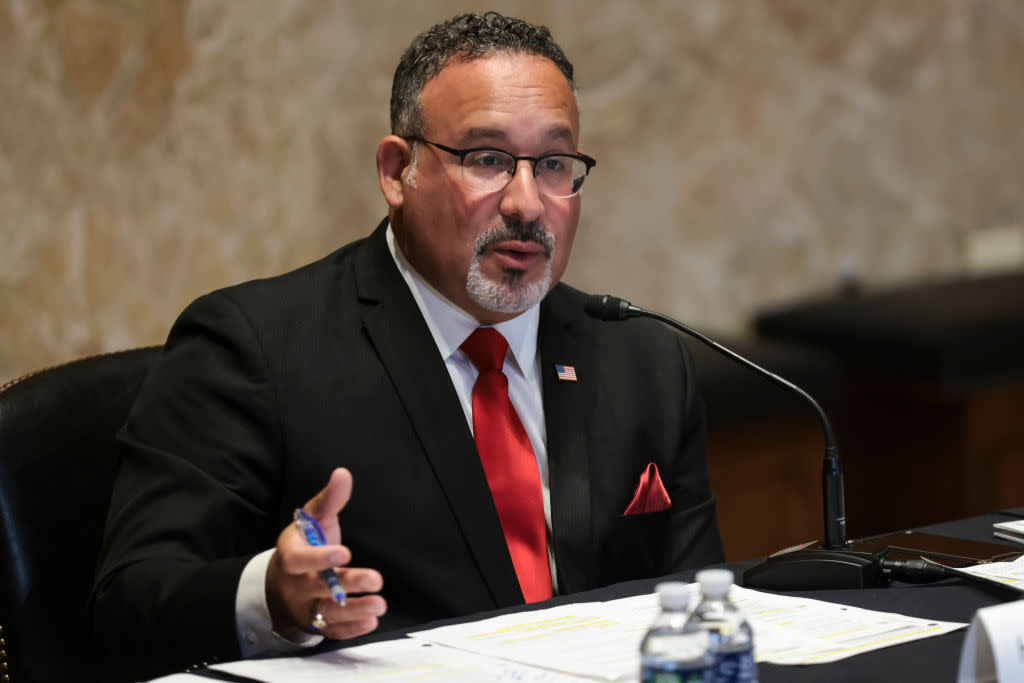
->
[293, 508, 347, 606]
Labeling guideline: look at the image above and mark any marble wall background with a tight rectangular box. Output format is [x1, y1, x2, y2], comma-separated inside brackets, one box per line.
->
[2, 0, 1023, 383]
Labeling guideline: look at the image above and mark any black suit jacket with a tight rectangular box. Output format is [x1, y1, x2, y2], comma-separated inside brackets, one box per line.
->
[91, 220, 723, 681]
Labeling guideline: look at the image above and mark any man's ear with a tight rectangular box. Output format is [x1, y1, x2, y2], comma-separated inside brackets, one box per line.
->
[377, 135, 412, 209]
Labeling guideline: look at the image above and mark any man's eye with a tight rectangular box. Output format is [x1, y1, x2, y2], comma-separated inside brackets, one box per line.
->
[540, 157, 568, 172]
[468, 153, 508, 168]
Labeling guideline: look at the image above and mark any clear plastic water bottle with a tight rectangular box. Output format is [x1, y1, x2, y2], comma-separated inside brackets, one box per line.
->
[691, 569, 757, 683]
[640, 582, 714, 682]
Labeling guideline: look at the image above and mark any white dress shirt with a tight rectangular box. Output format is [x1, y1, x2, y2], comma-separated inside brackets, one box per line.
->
[235, 224, 554, 656]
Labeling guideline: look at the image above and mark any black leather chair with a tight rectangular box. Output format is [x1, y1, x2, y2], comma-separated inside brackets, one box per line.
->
[0, 347, 161, 683]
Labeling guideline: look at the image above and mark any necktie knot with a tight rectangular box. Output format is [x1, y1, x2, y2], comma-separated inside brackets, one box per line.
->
[461, 327, 509, 373]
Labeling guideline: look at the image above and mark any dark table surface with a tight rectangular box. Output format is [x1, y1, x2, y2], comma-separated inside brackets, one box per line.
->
[742, 509, 1023, 682]
[204, 509, 1024, 683]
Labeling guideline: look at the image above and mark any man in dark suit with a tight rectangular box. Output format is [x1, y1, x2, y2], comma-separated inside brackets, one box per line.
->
[91, 12, 723, 682]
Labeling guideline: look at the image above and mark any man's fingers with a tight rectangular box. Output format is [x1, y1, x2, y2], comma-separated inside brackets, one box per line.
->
[277, 543, 351, 575]
[323, 616, 381, 641]
[312, 594, 388, 640]
[280, 469, 354, 569]
[336, 567, 384, 595]
[318, 594, 387, 621]
[290, 566, 384, 601]
[305, 468, 353, 522]
[267, 468, 364, 636]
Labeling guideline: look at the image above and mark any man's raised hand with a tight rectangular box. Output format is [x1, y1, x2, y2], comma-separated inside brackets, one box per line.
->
[265, 468, 386, 639]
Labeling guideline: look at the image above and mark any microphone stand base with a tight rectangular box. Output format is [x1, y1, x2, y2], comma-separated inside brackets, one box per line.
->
[742, 542, 890, 591]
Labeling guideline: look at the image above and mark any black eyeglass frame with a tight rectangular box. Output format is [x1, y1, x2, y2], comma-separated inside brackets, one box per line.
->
[405, 137, 597, 197]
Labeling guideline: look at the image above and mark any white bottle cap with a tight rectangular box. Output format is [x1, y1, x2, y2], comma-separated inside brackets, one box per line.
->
[696, 569, 734, 598]
[654, 581, 692, 611]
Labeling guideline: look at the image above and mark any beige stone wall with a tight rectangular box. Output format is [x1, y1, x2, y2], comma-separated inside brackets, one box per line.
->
[2, 0, 1023, 383]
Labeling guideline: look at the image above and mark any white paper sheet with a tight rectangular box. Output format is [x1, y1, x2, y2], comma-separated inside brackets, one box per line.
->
[211, 638, 595, 682]
[957, 553, 1024, 590]
[146, 584, 966, 683]
[411, 599, 648, 681]
[410, 585, 966, 679]
[991, 518, 1024, 545]
[726, 585, 964, 665]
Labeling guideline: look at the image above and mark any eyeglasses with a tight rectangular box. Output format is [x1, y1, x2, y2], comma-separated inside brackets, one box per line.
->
[406, 137, 597, 198]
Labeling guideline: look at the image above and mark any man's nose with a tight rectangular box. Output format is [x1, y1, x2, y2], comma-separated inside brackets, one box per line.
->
[499, 161, 544, 223]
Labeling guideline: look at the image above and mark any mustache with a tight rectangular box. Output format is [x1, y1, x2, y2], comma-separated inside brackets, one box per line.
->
[474, 222, 555, 257]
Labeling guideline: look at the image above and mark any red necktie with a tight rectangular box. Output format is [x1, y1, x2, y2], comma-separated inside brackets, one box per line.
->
[461, 327, 553, 603]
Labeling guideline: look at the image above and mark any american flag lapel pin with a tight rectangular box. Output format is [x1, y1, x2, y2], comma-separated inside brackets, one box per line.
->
[555, 364, 578, 382]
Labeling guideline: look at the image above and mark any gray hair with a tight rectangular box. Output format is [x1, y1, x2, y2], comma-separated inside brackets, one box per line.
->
[390, 12, 576, 138]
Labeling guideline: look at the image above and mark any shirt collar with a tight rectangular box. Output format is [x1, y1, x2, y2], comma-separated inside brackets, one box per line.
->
[385, 223, 540, 379]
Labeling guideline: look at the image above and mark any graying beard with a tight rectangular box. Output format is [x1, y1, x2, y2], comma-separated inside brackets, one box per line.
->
[466, 257, 552, 314]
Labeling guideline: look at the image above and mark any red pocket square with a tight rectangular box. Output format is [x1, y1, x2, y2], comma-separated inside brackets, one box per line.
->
[623, 462, 672, 515]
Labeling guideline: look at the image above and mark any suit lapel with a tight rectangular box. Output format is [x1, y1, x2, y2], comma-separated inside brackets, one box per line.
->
[539, 285, 598, 594]
[353, 222, 523, 607]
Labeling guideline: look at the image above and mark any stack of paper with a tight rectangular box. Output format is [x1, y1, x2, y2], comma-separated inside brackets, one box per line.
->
[958, 553, 1024, 591]
[992, 519, 1024, 545]
[205, 585, 965, 682]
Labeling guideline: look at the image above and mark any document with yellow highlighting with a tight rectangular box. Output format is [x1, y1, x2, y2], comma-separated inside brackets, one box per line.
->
[156, 585, 966, 683]
[410, 586, 966, 679]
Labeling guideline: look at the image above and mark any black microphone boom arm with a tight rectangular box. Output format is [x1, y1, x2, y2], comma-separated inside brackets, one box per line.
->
[583, 294, 847, 551]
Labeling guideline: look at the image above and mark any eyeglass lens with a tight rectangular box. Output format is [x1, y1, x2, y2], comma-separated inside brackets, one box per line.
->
[462, 150, 589, 198]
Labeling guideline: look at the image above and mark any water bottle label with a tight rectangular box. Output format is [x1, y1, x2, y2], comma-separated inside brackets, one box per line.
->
[712, 650, 757, 682]
[642, 663, 711, 683]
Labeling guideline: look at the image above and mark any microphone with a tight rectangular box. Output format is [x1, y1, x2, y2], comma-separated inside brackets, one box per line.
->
[584, 294, 888, 590]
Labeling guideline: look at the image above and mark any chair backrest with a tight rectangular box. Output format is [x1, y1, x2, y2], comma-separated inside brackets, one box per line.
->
[0, 347, 162, 683]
